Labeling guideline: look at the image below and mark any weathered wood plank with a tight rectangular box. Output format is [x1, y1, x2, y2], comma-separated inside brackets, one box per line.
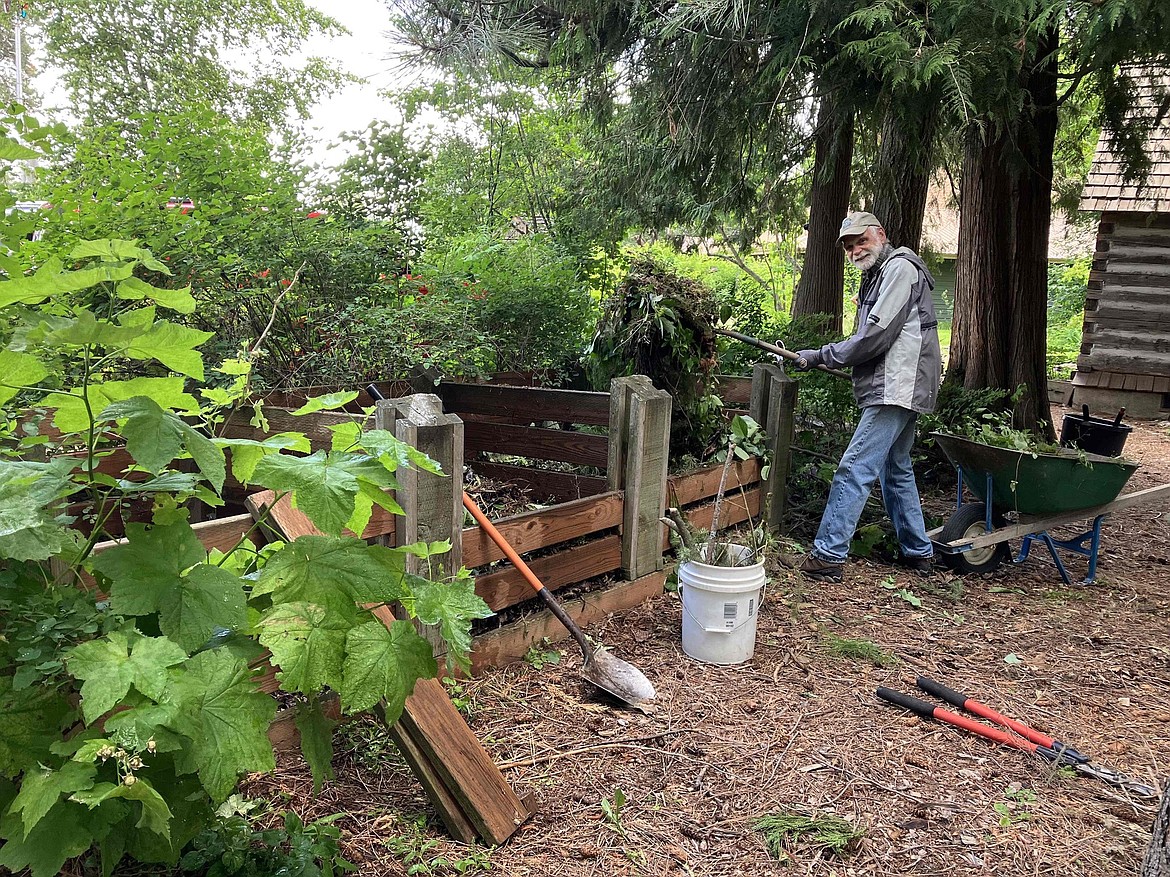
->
[474, 534, 623, 612]
[437, 383, 611, 425]
[678, 487, 763, 535]
[461, 492, 624, 568]
[668, 458, 762, 506]
[715, 374, 754, 406]
[1082, 330, 1170, 352]
[1078, 347, 1170, 376]
[617, 377, 672, 580]
[245, 490, 397, 541]
[463, 421, 609, 468]
[469, 461, 608, 502]
[470, 571, 667, 674]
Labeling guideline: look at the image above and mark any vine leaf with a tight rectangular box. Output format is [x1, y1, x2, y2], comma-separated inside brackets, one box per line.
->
[0, 680, 75, 776]
[409, 573, 493, 673]
[215, 433, 310, 483]
[166, 650, 276, 803]
[0, 801, 96, 877]
[91, 522, 247, 653]
[341, 619, 437, 719]
[251, 451, 396, 535]
[101, 395, 225, 491]
[117, 307, 212, 380]
[41, 375, 199, 433]
[66, 632, 189, 723]
[294, 701, 337, 793]
[9, 760, 97, 839]
[0, 458, 80, 561]
[359, 429, 445, 474]
[71, 777, 172, 842]
[291, 391, 358, 414]
[0, 349, 47, 406]
[257, 601, 352, 694]
[255, 536, 407, 612]
[115, 276, 195, 314]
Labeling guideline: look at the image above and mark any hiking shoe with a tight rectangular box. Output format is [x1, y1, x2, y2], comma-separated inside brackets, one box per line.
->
[898, 555, 936, 577]
[779, 552, 844, 583]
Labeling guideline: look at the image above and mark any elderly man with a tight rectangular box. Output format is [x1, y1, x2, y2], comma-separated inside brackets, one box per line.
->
[786, 211, 942, 583]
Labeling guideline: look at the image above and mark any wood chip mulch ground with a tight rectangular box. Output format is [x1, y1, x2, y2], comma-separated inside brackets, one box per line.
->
[249, 408, 1170, 876]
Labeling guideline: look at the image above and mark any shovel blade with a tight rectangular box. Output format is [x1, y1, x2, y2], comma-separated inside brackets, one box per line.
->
[581, 648, 656, 706]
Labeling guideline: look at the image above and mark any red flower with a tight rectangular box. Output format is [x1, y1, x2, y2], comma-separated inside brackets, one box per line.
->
[417, 286, 429, 295]
[257, 268, 271, 279]
[280, 278, 291, 287]
[306, 210, 323, 219]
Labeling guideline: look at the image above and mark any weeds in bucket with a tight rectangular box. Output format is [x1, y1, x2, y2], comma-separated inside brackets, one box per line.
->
[821, 633, 897, 668]
[754, 811, 864, 862]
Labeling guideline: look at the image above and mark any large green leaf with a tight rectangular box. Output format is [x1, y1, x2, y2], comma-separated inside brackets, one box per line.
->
[252, 451, 392, 535]
[91, 522, 246, 653]
[165, 650, 275, 802]
[0, 679, 75, 778]
[46, 308, 143, 348]
[0, 257, 67, 309]
[0, 458, 80, 561]
[257, 601, 353, 694]
[291, 391, 358, 414]
[8, 761, 97, 839]
[294, 701, 337, 794]
[255, 536, 407, 612]
[66, 632, 188, 724]
[43, 376, 199, 434]
[70, 777, 172, 842]
[214, 433, 311, 484]
[0, 137, 40, 160]
[70, 239, 169, 273]
[0, 801, 96, 877]
[340, 619, 436, 719]
[359, 429, 445, 475]
[116, 277, 194, 313]
[409, 574, 494, 673]
[121, 314, 212, 380]
[0, 350, 47, 406]
[100, 396, 225, 491]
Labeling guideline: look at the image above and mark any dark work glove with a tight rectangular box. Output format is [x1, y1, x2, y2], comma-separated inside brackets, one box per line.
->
[794, 348, 823, 371]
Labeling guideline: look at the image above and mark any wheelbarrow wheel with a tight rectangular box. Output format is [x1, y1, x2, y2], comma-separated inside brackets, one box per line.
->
[938, 503, 1010, 574]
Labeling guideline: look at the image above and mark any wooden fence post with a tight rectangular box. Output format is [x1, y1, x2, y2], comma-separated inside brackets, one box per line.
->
[750, 362, 797, 533]
[608, 376, 672, 580]
[376, 394, 464, 657]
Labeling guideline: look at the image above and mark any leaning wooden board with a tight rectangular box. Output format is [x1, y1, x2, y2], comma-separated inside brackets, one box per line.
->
[247, 492, 534, 846]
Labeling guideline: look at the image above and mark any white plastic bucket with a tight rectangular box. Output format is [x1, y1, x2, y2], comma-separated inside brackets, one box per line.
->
[679, 545, 767, 665]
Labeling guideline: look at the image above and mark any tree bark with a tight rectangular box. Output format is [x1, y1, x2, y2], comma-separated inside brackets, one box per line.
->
[793, 90, 854, 331]
[1007, 26, 1059, 439]
[872, 97, 939, 252]
[1142, 780, 1170, 876]
[948, 125, 1011, 390]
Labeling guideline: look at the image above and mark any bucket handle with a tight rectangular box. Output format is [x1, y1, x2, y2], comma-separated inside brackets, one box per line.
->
[679, 585, 765, 634]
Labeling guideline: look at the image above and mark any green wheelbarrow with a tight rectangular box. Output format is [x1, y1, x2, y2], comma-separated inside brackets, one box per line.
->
[928, 432, 1166, 584]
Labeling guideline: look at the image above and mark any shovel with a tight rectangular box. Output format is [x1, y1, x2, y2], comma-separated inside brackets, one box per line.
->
[462, 492, 656, 707]
[363, 384, 655, 707]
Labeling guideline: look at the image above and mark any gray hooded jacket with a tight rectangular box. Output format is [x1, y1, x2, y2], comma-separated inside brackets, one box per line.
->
[813, 247, 942, 414]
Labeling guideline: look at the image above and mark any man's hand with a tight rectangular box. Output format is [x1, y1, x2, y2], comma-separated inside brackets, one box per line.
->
[794, 348, 823, 371]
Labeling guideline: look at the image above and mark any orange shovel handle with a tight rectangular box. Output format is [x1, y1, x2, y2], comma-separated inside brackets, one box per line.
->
[462, 492, 545, 593]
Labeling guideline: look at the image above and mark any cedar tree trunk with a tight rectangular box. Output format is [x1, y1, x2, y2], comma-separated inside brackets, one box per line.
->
[793, 90, 854, 331]
[872, 97, 939, 252]
[1007, 26, 1059, 438]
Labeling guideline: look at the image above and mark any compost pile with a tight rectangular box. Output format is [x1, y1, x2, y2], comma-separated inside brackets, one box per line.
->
[245, 409, 1170, 877]
[586, 258, 722, 460]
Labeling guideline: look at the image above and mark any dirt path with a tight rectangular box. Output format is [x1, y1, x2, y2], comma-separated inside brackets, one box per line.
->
[252, 411, 1170, 876]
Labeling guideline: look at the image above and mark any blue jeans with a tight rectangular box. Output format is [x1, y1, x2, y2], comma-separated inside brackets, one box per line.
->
[812, 405, 933, 564]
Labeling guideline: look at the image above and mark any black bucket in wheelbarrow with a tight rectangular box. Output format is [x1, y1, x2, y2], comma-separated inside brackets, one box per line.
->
[1059, 413, 1132, 456]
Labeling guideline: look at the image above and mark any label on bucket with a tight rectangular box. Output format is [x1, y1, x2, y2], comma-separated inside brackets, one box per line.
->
[723, 602, 737, 628]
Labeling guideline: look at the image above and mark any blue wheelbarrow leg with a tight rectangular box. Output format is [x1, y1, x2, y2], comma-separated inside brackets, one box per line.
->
[1014, 514, 1107, 585]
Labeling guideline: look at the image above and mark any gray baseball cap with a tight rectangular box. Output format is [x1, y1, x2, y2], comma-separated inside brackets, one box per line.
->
[838, 211, 883, 241]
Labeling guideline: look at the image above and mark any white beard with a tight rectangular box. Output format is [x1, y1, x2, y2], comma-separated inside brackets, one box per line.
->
[851, 249, 880, 271]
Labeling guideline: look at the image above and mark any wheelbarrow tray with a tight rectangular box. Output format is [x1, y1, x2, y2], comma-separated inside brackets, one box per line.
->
[930, 432, 1139, 516]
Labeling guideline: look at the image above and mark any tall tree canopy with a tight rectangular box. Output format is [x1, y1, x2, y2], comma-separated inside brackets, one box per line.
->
[28, 0, 346, 128]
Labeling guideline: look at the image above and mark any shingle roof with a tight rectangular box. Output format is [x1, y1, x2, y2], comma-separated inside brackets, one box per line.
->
[1080, 68, 1170, 213]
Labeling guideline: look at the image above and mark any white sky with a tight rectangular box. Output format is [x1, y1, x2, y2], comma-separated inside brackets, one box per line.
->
[300, 0, 406, 167]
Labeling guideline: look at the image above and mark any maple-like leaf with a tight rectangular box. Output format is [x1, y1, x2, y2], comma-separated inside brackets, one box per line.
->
[100, 396, 226, 491]
[0, 458, 80, 562]
[70, 776, 172, 842]
[165, 650, 275, 802]
[255, 536, 407, 612]
[257, 601, 353, 694]
[69, 239, 170, 273]
[0, 801, 96, 877]
[8, 760, 97, 839]
[359, 429, 445, 475]
[291, 391, 357, 414]
[42, 376, 199, 434]
[116, 276, 195, 314]
[409, 573, 494, 673]
[91, 522, 246, 653]
[0, 679, 75, 776]
[340, 619, 436, 719]
[117, 307, 212, 379]
[251, 450, 399, 535]
[66, 632, 188, 723]
[215, 433, 311, 483]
